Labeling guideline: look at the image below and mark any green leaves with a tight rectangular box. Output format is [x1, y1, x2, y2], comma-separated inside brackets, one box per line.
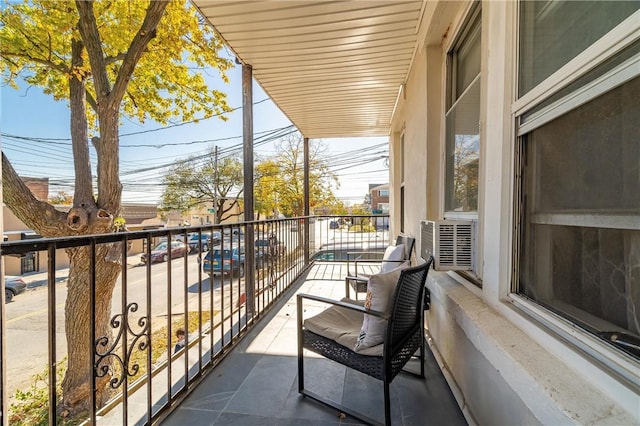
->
[161, 151, 243, 223]
[1, 0, 232, 129]
[253, 135, 339, 217]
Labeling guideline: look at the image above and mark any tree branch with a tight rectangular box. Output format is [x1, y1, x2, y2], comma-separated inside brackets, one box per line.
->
[70, 37, 95, 207]
[85, 89, 97, 111]
[0, 50, 70, 74]
[104, 52, 127, 65]
[2, 152, 67, 236]
[108, 1, 169, 109]
[75, 1, 110, 102]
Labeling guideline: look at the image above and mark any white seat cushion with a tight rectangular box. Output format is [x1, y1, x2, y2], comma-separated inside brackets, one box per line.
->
[304, 298, 384, 356]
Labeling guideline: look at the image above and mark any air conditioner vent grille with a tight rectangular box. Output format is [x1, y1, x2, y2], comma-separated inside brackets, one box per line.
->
[420, 220, 475, 271]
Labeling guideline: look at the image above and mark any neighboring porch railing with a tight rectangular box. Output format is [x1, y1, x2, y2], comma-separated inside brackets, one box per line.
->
[0, 215, 389, 425]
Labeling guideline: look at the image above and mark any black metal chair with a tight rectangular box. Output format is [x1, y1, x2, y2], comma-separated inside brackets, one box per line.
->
[297, 257, 434, 426]
[345, 234, 416, 300]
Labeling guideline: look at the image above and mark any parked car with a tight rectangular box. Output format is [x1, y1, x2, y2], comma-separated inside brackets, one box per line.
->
[255, 236, 286, 257]
[186, 232, 220, 253]
[208, 231, 222, 247]
[141, 240, 188, 263]
[222, 227, 244, 238]
[202, 246, 246, 277]
[5, 276, 27, 303]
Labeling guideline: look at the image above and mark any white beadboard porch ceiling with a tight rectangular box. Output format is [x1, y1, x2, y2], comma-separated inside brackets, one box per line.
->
[191, 0, 425, 139]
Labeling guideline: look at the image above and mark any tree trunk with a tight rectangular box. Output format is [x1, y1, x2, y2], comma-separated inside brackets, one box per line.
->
[60, 246, 122, 415]
[2, 1, 170, 418]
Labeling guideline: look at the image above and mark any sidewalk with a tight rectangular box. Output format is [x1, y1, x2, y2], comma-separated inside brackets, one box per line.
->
[20, 253, 144, 290]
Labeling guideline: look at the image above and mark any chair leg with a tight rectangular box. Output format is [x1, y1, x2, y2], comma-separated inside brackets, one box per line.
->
[298, 349, 304, 393]
[384, 380, 391, 426]
[419, 336, 426, 379]
[297, 298, 305, 393]
[345, 278, 351, 299]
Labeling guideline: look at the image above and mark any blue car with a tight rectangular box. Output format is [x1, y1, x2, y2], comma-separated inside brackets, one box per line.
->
[203, 246, 246, 277]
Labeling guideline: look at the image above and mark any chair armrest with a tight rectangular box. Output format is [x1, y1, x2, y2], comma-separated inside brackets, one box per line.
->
[353, 257, 405, 277]
[345, 275, 368, 284]
[345, 275, 368, 299]
[297, 293, 386, 319]
[347, 251, 384, 276]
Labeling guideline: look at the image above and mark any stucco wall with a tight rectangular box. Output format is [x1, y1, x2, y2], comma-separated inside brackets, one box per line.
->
[389, 34, 428, 263]
[391, 1, 638, 424]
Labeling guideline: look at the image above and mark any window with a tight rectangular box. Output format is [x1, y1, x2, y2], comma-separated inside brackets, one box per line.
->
[516, 2, 640, 359]
[379, 190, 389, 197]
[518, 1, 638, 96]
[445, 6, 481, 214]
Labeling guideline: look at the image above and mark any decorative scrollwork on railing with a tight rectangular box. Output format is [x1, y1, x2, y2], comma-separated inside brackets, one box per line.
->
[94, 302, 150, 389]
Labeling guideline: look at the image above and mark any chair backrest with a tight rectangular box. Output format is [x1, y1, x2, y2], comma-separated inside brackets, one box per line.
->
[394, 234, 415, 261]
[383, 256, 433, 377]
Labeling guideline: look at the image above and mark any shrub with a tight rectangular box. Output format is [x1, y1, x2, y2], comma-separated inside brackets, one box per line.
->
[348, 224, 376, 233]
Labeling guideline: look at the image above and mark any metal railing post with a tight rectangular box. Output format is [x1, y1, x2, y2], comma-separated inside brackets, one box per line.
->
[304, 137, 310, 266]
[1, 251, 6, 426]
[242, 62, 255, 318]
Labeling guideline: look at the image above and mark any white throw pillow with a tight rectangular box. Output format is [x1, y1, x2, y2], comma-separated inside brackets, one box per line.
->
[380, 244, 405, 273]
[354, 262, 409, 352]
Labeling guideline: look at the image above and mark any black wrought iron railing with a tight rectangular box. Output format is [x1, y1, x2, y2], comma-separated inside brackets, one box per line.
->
[0, 214, 389, 425]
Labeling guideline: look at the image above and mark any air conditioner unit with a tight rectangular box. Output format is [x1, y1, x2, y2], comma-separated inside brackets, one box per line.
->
[421, 220, 475, 271]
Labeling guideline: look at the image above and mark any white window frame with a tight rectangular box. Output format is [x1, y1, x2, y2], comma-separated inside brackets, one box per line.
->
[510, 5, 640, 392]
[442, 3, 483, 281]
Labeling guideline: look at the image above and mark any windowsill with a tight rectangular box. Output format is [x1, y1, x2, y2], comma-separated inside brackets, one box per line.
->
[446, 270, 483, 295]
[508, 294, 640, 393]
[426, 271, 639, 424]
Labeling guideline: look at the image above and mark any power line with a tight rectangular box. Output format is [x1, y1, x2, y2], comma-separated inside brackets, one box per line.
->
[117, 98, 270, 137]
[0, 97, 273, 144]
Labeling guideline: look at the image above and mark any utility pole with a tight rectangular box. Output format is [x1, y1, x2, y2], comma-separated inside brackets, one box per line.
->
[241, 62, 255, 317]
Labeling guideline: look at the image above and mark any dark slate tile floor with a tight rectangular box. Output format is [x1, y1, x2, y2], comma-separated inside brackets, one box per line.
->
[162, 264, 467, 426]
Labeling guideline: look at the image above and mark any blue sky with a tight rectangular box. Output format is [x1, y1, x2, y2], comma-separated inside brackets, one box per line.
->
[1, 60, 389, 205]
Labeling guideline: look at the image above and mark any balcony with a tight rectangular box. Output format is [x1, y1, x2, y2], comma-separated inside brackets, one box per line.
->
[1, 215, 464, 425]
[162, 261, 464, 426]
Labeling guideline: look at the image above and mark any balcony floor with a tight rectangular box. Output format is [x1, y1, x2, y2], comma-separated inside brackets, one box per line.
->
[162, 263, 467, 426]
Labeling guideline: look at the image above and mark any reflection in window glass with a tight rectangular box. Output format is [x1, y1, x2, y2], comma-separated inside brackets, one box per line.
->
[445, 78, 480, 212]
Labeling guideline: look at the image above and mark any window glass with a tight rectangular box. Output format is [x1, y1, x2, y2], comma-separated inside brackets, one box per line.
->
[518, 75, 640, 352]
[521, 41, 640, 126]
[518, 1, 639, 96]
[445, 7, 481, 214]
[455, 18, 481, 98]
[445, 78, 480, 212]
